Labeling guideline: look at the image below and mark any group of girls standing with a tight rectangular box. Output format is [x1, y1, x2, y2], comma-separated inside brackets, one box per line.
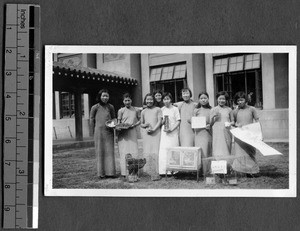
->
[90, 88, 260, 180]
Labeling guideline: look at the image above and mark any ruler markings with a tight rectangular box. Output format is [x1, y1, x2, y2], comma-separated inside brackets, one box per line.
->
[4, 4, 40, 229]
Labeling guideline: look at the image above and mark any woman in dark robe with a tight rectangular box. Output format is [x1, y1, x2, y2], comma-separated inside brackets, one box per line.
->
[90, 89, 116, 178]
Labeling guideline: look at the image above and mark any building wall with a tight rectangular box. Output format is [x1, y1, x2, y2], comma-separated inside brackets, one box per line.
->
[274, 53, 289, 109]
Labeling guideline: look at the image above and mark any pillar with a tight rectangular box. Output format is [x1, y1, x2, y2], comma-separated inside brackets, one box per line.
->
[205, 54, 215, 106]
[55, 91, 61, 119]
[261, 54, 276, 109]
[74, 91, 83, 141]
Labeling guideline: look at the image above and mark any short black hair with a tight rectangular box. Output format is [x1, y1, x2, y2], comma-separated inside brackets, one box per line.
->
[162, 92, 173, 102]
[122, 92, 132, 100]
[181, 88, 192, 98]
[143, 93, 154, 105]
[153, 89, 163, 96]
[196, 92, 211, 109]
[96, 89, 109, 103]
[216, 91, 229, 100]
[234, 91, 247, 104]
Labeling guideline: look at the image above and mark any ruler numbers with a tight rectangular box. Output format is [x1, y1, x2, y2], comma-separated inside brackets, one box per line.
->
[3, 4, 39, 229]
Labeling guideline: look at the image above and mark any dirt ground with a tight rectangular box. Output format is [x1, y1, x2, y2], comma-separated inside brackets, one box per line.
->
[52, 142, 289, 189]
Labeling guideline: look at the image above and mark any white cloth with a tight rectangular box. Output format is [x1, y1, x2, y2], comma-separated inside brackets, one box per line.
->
[158, 106, 181, 174]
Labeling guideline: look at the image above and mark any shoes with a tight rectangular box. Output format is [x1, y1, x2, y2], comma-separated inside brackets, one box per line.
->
[246, 173, 260, 178]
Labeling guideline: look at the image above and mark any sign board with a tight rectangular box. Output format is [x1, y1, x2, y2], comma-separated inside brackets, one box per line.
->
[166, 147, 201, 170]
[191, 116, 206, 129]
[211, 160, 227, 174]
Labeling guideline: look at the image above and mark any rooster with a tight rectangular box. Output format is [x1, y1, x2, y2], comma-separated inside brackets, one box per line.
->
[125, 153, 146, 175]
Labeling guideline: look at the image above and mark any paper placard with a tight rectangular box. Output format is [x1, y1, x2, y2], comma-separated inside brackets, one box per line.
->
[211, 160, 227, 174]
[230, 122, 282, 156]
[191, 116, 206, 129]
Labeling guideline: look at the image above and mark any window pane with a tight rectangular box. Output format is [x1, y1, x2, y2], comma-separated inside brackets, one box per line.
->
[161, 66, 174, 80]
[214, 58, 228, 74]
[150, 68, 162, 82]
[228, 56, 244, 72]
[245, 54, 260, 70]
[174, 64, 186, 79]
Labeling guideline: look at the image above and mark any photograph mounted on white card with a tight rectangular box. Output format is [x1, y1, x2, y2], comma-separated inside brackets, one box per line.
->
[44, 45, 296, 197]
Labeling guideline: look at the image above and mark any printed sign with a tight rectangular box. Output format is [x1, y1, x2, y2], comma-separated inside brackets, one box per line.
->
[211, 160, 227, 174]
[191, 116, 206, 129]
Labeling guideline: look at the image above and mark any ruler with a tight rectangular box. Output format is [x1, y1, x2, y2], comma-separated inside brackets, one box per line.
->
[3, 4, 40, 229]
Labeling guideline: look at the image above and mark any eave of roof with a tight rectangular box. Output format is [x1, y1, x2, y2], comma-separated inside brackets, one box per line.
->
[53, 61, 138, 85]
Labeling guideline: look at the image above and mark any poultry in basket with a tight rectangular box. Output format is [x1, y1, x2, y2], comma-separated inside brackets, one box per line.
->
[125, 153, 146, 175]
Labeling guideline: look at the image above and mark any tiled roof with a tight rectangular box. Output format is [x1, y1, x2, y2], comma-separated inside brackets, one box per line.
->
[53, 61, 138, 85]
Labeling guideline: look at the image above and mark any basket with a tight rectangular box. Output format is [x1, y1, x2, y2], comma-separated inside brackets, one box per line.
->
[105, 119, 117, 128]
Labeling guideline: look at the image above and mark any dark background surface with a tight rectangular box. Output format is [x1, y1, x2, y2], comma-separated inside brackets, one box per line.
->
[0, 0, 300, 230]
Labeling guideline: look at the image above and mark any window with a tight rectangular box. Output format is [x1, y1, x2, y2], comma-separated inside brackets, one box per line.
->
[150, 63, 187, 102]
[150, 68, 162, 82]
[245, 54, 260, 70]
[228, 56, 244, 72]
[213, 58, 228, 74]
[60, 92, 75, 118]
[214, 54, 262, 108]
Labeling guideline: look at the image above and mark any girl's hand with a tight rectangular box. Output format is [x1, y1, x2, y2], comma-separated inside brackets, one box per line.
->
[164, 128, 172, 133]
[141, 123, 150, 129]
[235, 122, 242, 128]
[146, 128, 154, 134]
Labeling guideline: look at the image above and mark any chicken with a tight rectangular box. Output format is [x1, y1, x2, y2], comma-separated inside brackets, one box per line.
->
[125, 153, 146, 175]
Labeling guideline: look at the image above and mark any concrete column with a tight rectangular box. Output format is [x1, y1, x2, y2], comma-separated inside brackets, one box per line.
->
[187, 54, 206, 101]
[74, 91, 83, 141]
[141, 54, 150, 98]
[55, 91, 61, 119]
[186, 55, 194, 100]
[262, 54, 276, 109]
[82, 54, 87, 67]
[205, 54, 215, 106]
[83, 93, 89, 119]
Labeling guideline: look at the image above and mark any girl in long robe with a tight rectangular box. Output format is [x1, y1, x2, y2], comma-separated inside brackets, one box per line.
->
[176, 88, 196, 147]
[158, 92, 180, 175]
[231, 91, 260, 175]
[140, 93, 162, 180]
[90, 89, 116, 178]
[210, 91, 234, 160]
[117, 93, 140, 176]
[193, 92, 212, 176]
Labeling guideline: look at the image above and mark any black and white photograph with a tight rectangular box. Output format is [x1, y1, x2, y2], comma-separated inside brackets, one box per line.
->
[44, 46, 296, 197]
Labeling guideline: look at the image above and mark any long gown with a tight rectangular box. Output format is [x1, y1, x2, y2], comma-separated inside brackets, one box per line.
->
[141, 107, 162, 176]
[158, 105, 180, 174]
[210, 105, 233, 160]
[90, 103, 116, 177]
[178, 101, 196, 146]
[117, 106, 139, 176]
[193, 107, 212, 175]
[232, 105, 260, 174]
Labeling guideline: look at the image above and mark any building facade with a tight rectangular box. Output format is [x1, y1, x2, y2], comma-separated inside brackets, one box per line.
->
[53, 52, 289, 141]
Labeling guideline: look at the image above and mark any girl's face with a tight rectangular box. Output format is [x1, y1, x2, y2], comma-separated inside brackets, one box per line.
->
[101, 92, 109, 104]
[154, 93, 162, 102]
[199, 94, 209, 106]
[163, 96, 171, 107]
[182, 90, 191, 102]
[123, 97, 132, 108]
[237, 98, 246, 108]
[217, 95, 226, 107]
[145, 96, 154, 108]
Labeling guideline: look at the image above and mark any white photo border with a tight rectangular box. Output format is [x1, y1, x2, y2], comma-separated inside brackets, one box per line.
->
[44, 45, 297, 197]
